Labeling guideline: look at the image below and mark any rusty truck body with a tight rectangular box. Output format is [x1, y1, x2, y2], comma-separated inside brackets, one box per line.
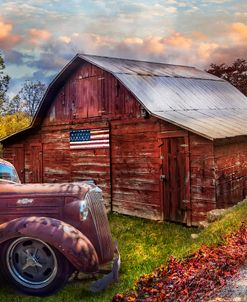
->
[0, 158, 118, 296]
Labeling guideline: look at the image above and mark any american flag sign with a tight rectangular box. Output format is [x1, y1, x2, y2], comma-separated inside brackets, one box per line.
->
[70, 129, 110, 149]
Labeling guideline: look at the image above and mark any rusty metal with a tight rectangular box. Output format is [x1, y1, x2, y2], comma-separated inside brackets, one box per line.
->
[0, 159, 115, 271]
[0, 216, 99, 272]
[85, 190, 114, 262]
[0, 182, 90, 198]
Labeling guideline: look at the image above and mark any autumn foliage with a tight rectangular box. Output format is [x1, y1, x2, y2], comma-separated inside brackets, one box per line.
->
[0, 113, 31, 139]
[113, 221, 247, 302]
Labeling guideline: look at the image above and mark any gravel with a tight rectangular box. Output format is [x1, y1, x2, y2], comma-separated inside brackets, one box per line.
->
[209, 264, 247, 302]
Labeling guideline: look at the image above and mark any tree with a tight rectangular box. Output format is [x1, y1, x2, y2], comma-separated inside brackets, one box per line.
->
[0, 53, 10, 113]
[18, 80, 46, 117]
[4, 94, 24, 115]
[207, 59, 247, 96]
[0, 112, 31, 139]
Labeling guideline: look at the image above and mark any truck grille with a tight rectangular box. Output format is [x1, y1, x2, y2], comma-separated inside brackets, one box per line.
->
[86, 189, 114, 262]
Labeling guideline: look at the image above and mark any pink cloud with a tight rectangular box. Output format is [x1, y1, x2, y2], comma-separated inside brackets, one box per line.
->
[197, 42, 219, 59]
[143, 36, 165, 54]
[28, 28, 51, 45]
[123, 37, 143, 45]
[164, 32, 192, 49]
[230, 22, 247, 43]
[0, 18, 21, 50]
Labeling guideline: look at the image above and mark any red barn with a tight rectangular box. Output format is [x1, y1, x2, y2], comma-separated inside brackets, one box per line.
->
[1, 54, 247, 226]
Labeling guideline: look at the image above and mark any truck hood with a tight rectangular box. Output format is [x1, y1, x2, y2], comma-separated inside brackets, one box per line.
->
[0, 182, 92, 199]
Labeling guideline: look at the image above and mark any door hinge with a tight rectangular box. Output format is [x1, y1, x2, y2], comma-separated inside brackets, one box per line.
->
[160, 174, 167, 181]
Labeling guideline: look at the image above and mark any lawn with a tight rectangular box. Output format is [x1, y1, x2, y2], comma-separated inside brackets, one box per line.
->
[0, 200, 246, 302]
[0, 213, 195, 302]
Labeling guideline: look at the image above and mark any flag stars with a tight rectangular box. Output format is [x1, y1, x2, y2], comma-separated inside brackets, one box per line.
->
[70, 130, 91, 142]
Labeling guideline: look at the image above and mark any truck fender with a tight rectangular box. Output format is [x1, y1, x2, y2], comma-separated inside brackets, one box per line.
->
[0, 216, 99, 273]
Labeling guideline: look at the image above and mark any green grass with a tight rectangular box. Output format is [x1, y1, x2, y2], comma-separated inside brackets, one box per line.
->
[0, 200, 246, 302]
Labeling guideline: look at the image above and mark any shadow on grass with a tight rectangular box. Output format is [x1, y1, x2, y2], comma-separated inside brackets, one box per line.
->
[0, 213, 196, 302]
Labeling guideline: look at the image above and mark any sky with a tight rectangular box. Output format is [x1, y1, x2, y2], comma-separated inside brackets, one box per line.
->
[1, 0, 247, 96]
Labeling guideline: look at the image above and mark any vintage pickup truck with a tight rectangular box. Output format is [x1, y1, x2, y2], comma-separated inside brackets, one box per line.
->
[0, 158, 119, 296]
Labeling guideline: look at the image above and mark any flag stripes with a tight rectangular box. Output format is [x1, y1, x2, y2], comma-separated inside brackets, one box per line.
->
[70, 129, 110, 149]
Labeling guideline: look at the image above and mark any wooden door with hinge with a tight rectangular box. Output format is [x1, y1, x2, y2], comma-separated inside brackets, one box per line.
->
[13, 145, 25, 183]
[160, 133, 191, 225]
[30, 144, 43, 183]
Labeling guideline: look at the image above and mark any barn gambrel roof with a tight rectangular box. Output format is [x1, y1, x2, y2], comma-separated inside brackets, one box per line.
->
[2, 54, 247, 142]
[80, 55, 247, 140]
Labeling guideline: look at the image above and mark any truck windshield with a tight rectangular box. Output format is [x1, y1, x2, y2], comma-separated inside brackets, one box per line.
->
[0, 163, 20, 183]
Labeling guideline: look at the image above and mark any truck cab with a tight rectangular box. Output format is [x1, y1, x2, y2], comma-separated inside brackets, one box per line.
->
[0, 159, 118, 296]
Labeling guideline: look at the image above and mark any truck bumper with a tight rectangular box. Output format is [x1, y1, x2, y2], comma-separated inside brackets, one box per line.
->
[90, 241, 121, 293]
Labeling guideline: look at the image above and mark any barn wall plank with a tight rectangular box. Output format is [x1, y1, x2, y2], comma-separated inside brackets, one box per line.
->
[111, 118, 162, 220]
[214, 140, 247, 208]
[41, 126, 112, 209]
[5, 61, 246, 225]
[189, 133, 216, 225]
[43, 62, 141, 127]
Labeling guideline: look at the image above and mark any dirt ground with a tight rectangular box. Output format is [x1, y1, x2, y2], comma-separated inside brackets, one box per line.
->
[210, 264, 247, 302]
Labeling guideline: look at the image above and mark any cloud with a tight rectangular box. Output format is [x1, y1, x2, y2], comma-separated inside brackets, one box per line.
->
[0, 20, 12, 40]
[164, 32, 192, 48]
[59, 36, 71, 44]
[123, 37, 143, 45]
[9, 69, 53, 97]
[120, 32, 192, 57]
[5, 25, 245, 86]
[2, 0, 247, 96]
[75, 31, 217, 67]
[0, 18, 21, 49]
[154, 4, 177, 14]
[142, 37, 166, 54]
[230, 22, 247, 43]
[191, 32, 209, 41]
[202, 0, 231, 3]
[196, 22, 247, 66]
[204, 22, 247, 65]
[28, 28, 51, 45]
[209, 45, 247, 65]
[3, 50, 33, 65]
[27, 52, 68, 70]
[32, 70, 54, 84]
[25, 34, 81, 72]
[235, 12, 247, 18]
[197, 42, 219, 59]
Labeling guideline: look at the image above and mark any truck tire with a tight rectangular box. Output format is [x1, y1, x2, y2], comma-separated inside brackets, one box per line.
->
[0, 237, 73, 296]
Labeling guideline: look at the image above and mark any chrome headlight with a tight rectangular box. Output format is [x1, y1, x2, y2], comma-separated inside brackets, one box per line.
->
[80, 199, 89, 221]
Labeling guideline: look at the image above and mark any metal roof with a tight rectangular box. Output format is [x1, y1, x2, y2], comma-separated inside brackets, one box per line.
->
[1, 54, 247, 143]
[79, 54, 219, 80]
[80, 54, 247, 140]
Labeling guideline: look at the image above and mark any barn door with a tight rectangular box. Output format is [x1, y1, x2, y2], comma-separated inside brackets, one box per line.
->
[161, 135, 191, 224]
[13, 145, 25, 183]
[30, 144, 43, 183]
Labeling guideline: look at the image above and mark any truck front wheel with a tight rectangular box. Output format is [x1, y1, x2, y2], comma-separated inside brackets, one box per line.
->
[1, 237, 73, 296]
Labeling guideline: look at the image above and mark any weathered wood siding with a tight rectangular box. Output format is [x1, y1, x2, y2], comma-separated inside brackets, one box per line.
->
[38, 62, 143, 209]
[3, 144, 25, 181]
[111, 117, 162, 220]
[158, 123, 191, 224]
[214, 139, 247, 208]
[189, 134, 216, 225]
[3, 135, 42, 184]
[4, 60, 247, 225]
[43, 63, 140, 126]
[42, 128, 71, 183]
